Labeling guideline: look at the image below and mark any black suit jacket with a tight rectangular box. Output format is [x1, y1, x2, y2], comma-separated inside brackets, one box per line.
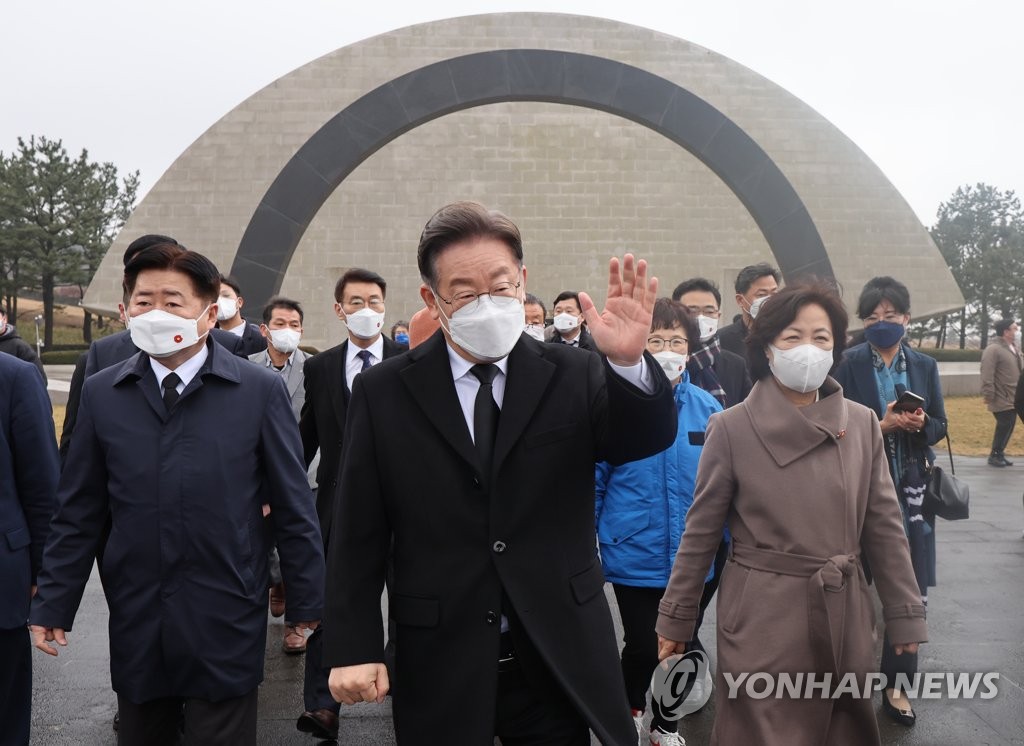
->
[547, 326, 597, 352]
[322, 332, 677, 745]
[715, 347, 753, 405]
[716, 319, 749, 361]
[59, 328, 246, 465]
[298, 336, 407, 544]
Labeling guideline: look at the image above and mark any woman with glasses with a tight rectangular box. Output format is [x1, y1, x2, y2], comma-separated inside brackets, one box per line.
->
[833, 276, 947, 727]
[594, 298, 722, 746]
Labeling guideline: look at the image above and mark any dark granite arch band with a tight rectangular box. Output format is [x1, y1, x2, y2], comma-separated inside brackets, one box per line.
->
[231, 49, 832, 306]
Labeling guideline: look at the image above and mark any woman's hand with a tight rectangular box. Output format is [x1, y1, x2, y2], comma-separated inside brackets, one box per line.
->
[880, 401, 923, 435]
[657, 635, 687, 661]
[893, 642, 920, 656]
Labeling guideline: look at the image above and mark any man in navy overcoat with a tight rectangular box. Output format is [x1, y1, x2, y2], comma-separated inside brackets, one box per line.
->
[30, 244, 324, 744]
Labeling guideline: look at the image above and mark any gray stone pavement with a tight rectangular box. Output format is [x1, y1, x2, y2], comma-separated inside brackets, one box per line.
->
[27, 439, 1023, 743]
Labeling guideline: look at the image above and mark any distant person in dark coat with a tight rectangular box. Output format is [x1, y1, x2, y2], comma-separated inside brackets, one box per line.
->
[716, 262, 781, 363]
[216, 274, 268, 356]
[546, 290, 598, 350]
[672, 277, 752, 407]
[29, 244, 325, 745]
[0, 354, 58, 746]
[0, 306, 46, 384]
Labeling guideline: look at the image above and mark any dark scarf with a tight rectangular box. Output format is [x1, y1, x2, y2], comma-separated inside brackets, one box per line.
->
[687, 337, 728, 407]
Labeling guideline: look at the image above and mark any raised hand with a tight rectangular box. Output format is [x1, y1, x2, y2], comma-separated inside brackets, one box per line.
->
[579, 254, 659, 366]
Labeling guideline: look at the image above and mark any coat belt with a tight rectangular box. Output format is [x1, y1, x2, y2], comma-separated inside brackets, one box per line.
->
[730, 543, 862, 678]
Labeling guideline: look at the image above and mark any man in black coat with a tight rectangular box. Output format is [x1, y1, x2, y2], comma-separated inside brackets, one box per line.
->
[0, 306, 46, 383]
[295, 267, 405, 740]
[29, 245, 324, 744]
[216, 274, 269, 357]
[0, 354, 58, 745]
[715, 262, 781, 362]
[672, 277, 752, 408]
[324, 202, 677, 745]
[546, 290, 598, 351]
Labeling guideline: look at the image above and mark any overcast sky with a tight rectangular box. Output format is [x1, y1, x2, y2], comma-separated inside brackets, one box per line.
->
[2, 0, 1019, 227]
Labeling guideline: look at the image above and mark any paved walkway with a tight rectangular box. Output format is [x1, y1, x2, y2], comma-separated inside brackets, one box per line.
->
[28, 457, 1023, 745]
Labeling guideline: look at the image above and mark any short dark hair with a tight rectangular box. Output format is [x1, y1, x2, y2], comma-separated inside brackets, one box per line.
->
[262, 296, 304, 325]
[524, 293, 546, 319]
[735, 263, 782, 295]
[672, 277, 721, 306]
[651, 298, 700, 346]
[994, 318, 1015, 337]
[334, 268, 387, 303]
[745, 282, 849, 381]
[219, 274, 242, 297]
[553, 291, 582, 312]
[855, 276, 910, 319]
[390, 321, 409, 339]
[123, 243, 220, 304]
[417, 201, 523, 287]
[123, 234, 180, 267]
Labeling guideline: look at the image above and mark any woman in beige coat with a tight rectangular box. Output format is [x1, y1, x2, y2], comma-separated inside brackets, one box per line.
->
[656, 284, 927, 746]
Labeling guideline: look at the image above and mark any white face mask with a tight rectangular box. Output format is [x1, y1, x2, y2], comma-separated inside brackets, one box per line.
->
[697, 315, 719, 342]
[435, 293, 525, 362]
[748, 296, 769, 320]
[524, 324, 546, 342]
[653, 351, 687, 382]
[768, 343, 833, 394]
[127, 305, 212, 359]
[345, 308, 385, 340]
[216, 297, 238, 321]
[269, 328, 301, 354]
[1014, 329, 1022, 348]
[553, 313, 580, 332]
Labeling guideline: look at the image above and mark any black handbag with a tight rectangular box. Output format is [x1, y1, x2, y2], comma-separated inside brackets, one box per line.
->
[923, 434, 970, 520]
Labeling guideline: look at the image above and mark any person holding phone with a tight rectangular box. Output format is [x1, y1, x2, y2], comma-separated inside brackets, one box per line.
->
[834, 276, 947, 727]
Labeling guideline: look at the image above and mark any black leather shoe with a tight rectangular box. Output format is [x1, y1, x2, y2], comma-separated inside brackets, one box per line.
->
[882, 689, 916, 727]
[1001, 455, 1014, 466]
[988, 455, 1007, 467]
[296, 709, 339, 740]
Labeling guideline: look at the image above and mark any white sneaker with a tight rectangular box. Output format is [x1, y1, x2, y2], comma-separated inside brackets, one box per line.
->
[650, 727, 686, 746]
[632, 709, 646, 746]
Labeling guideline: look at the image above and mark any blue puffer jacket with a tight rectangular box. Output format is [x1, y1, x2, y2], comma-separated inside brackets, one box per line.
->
[595, 374, 721, 588]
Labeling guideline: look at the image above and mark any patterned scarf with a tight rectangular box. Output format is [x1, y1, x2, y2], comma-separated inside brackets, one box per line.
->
[687, 337, 728, 407]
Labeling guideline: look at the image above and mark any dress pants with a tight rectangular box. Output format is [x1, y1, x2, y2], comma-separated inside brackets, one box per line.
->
[991, 409, 1017, 456]
[494, 627, 590, 745]
[116, 688, 257, 746]
[0, 627, 31, 746]
[302, 626, 340, 714]
[612, 583, 677, 734]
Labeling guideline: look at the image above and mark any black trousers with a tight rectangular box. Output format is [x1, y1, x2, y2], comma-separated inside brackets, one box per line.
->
[0, 627, 31, 746]
[612, 583, 676, 733]
[880, 628, 918, 689]
[991, 409, 1017, 456]
[494, 629, 590, 745]
[116, 688, 257, 746]
[692, 538, 729, 651]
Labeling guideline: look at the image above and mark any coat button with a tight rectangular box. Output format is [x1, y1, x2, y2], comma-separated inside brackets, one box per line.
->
[492, 540, 507, 554]
[473, 476, 481, 487]
[485, 611, 498, 625]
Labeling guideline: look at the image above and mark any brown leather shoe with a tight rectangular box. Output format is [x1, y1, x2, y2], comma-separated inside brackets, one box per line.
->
[282, 625, 307, 654]
[296, 708, 339, 740]
[269, 583, 286, 617]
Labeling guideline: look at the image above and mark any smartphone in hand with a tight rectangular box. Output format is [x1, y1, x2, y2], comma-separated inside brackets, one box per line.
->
[893, 390, 925, 413]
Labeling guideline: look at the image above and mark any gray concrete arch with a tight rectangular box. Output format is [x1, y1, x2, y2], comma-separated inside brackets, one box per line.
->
[230, 49, 831, 307]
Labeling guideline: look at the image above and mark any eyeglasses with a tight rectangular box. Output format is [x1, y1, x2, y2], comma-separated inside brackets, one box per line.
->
[647, 336, 688, 352]
[344, 298, 385, 311]
[684, 306, 720, 318]
[436, 274, 522, 313]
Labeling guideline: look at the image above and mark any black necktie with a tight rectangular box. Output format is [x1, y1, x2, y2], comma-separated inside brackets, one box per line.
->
[357, 349, 373, 371]
[470, 364, 501, 486]
[162, 372, 181, 411]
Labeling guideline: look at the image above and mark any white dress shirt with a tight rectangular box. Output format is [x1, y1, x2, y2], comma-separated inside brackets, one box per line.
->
[345, 335, 385, 391]
[150, 343, 209, 396]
